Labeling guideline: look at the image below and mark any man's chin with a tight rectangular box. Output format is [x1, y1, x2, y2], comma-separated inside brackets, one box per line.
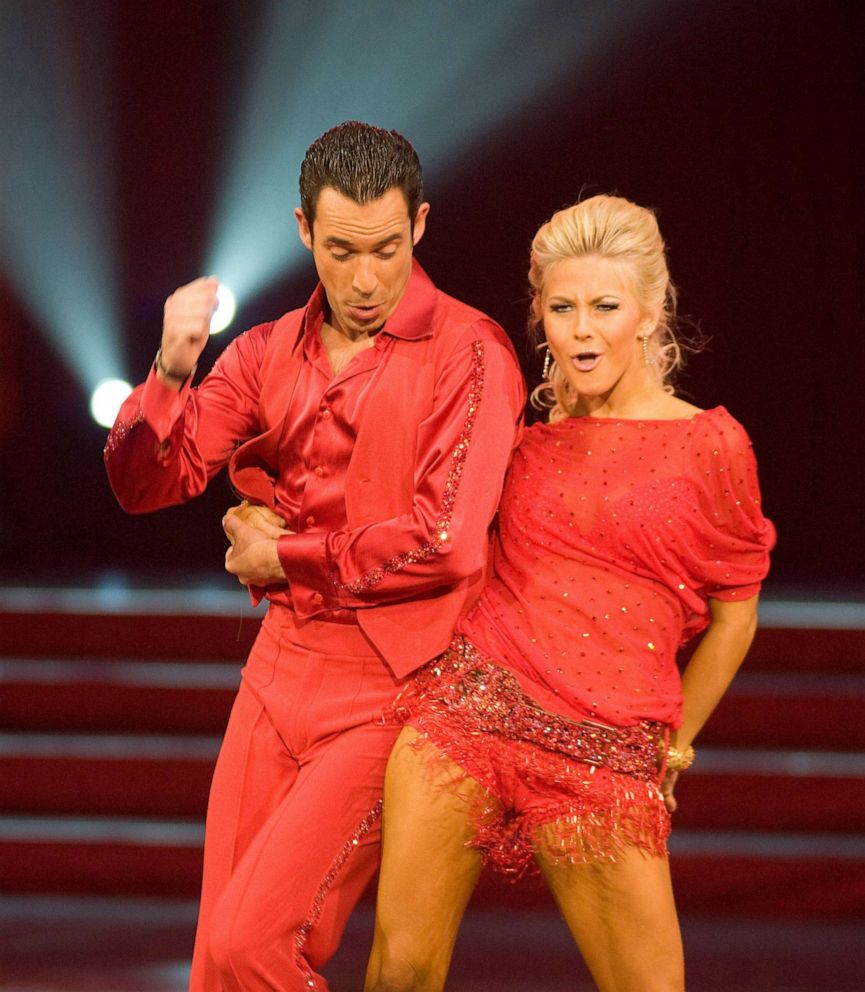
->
[343, 316, 387, 338]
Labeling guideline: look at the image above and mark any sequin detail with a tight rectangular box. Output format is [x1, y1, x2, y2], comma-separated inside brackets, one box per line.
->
[395, 637, 664, 781]
[103, 411, 144, 456]
[334, 340, 486, 594]
[393, 638, 670, 874]
[456, 406, 774, 729]
[293, 800, 382, 989]
[491, 787, 670, 875]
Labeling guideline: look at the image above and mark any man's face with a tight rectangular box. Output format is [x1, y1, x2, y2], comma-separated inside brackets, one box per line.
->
[295, 187, 429, 339]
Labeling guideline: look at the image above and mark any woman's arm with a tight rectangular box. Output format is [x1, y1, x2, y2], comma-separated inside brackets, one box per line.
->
[662, 594, 759, 811]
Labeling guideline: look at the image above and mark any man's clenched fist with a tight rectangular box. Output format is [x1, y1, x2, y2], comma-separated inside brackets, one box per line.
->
[158, 276, 219, 387]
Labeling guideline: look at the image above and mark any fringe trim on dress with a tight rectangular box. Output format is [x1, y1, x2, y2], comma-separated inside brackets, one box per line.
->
[391, 637, 672, 878]
[407, 711, 670, 878]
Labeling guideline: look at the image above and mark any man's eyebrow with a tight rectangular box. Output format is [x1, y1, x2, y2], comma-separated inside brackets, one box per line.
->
[373, 233, 404, 248]
[323, 233, 404, 249]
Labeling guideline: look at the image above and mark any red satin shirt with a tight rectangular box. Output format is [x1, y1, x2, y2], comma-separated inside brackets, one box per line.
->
[106, 265, 525, 623]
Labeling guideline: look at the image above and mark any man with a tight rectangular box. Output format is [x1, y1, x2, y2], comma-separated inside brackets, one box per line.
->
[105, 122, 524, 991]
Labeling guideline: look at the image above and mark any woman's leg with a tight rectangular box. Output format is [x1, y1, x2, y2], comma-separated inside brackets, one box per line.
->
[535, 828, 685, 992]
[364, 725, 490, 992]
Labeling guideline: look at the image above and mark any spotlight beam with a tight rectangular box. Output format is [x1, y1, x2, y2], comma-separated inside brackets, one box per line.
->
[205, 0, 660, 309]
[0, 0, 122, 391]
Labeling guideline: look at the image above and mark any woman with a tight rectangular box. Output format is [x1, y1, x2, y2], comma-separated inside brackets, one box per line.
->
[364, 195, 775, 992]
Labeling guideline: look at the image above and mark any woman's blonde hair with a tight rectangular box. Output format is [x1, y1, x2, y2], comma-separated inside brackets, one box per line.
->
[529, 194, 682, 421]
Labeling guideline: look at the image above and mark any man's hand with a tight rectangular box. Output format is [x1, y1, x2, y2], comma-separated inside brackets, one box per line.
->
[223, 513, 288, 587]
[223, 501, 289, 542]
[158, 276, 219, 387]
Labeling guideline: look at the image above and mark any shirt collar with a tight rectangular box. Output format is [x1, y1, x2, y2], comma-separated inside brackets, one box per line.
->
[301, 258, 436, 343]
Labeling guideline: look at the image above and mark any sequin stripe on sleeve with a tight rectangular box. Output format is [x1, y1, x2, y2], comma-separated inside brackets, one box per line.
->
[334, 339, 486, 595]
[293, 800, 383, 990]
[103, 411, 145, 457]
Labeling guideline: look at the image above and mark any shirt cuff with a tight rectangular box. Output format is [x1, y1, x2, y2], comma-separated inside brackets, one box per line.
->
[277, 531, 336, 616]
[140, 365, 192, 443]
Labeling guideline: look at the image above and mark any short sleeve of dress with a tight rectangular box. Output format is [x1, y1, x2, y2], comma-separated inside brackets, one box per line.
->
[684, 408, 776, 605]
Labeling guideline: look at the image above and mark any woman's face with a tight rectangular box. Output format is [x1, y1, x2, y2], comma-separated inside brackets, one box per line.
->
[541, 255, 656, 413]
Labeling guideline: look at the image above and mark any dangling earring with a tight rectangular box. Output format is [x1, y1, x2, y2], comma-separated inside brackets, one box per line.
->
[542, 346, 554, 380]
[641, 334, 656, 366]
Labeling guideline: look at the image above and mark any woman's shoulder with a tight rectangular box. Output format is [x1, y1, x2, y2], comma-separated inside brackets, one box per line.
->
[683, 406, 765, 496]
[687, 405, 754, 451]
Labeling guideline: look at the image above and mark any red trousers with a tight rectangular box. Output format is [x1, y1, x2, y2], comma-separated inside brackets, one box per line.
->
[189, 604, 404, 991]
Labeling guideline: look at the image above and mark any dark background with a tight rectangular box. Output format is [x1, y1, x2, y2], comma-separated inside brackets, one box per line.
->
[1, 0, 862, 593]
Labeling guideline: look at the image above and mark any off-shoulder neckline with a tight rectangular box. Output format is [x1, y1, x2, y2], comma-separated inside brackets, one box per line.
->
[540, 405, 727, 427]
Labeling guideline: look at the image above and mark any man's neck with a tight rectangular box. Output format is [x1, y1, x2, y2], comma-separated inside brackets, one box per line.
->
[320, 320, 376, 376]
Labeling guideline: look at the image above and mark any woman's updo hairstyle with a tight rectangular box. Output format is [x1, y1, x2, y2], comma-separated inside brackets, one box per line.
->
[529, 194, 682, 421]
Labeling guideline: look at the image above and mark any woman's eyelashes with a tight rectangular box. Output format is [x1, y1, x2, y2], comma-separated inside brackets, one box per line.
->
[547, 301, 621, 313]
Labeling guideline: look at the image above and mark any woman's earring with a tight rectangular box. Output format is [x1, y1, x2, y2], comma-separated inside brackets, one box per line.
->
[641, 334, 656, 366]
[543, 346, 553, 380]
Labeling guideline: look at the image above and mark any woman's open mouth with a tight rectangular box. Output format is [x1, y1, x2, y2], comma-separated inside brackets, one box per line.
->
[572, 352, 602, 372]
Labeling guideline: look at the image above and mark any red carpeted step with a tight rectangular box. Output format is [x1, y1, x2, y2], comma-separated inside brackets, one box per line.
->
[672, 750, 865, 832]
[686, 625, 865, 674]
[0, 611, 261, 661]
[668, 834, 865, 919]
[0, 659, 237, 735]
[0, 818, 203, 896]
[696, 672, 865, 750]
[0, 736, 217, 817]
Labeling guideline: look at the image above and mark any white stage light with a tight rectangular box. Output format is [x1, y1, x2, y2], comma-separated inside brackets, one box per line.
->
[90, 378, 133, 429]
[205, 1, 649, 304]
[211, 285, 237, 334]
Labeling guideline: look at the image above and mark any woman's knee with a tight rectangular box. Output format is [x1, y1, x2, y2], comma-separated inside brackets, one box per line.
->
[366, 951, 443, 992]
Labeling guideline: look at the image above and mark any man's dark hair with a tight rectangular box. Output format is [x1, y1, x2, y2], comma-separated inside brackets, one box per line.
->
[299, 121, 424, 230]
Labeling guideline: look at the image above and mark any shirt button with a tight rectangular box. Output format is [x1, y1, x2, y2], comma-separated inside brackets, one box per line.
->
[320, 408, 332, 420]
[312, 592, 324, 605]
[305, 515, 316, 527]
[313, 466, 324, 478]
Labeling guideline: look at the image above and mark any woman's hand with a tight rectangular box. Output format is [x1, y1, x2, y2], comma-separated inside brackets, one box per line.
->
[660, 768, 679, 813]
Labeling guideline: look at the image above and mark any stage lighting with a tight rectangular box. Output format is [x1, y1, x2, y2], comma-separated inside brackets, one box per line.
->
[90, 378, 132, 429]
[0, 1, 123, 393]
[211, 284, 236, 335]
[205, 0, 659, 307]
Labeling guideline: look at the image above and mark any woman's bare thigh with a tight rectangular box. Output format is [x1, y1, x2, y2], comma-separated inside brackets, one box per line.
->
[364, 726, 490, 992]
[535, 827, 684, 992]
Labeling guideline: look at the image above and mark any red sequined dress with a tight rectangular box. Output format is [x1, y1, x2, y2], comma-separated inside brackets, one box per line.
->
[400, 406, 775, 871]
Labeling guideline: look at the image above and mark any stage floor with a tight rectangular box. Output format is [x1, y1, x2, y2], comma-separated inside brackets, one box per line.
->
[2, 895, 864, 992]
